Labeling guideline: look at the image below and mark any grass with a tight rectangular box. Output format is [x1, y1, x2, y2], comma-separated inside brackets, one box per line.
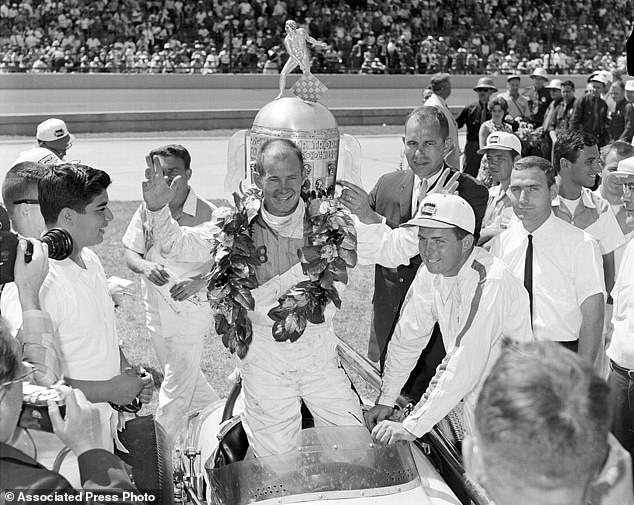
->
[94, 200, 376, 411]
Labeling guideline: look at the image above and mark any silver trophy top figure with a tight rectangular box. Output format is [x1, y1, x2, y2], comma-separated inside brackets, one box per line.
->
[276, 20, 328, 102]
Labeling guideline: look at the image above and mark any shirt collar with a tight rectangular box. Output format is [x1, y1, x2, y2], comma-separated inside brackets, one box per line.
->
[519, 211, 555, 237]
[415, 169, 443, 189]
[552, 188, 596, 209]
[182, 187, 198, 217]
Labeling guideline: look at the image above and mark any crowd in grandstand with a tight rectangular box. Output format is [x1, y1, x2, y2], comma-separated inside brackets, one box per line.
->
[0, 0, 631, 74]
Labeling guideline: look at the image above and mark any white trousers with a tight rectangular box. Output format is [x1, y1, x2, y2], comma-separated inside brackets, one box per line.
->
[240, 356, 363, 457]
[148, 300, 219, 446]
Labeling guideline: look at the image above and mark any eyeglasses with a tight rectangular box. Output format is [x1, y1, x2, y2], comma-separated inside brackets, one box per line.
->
[0, 368, 36, 390]
[12, 199, 39, 205]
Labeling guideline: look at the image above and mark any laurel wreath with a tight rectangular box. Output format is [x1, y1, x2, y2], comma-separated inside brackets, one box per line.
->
[206, 188, 357, 358]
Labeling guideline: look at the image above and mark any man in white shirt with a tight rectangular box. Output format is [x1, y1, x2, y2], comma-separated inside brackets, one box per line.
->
[476, 131, 522, 246]
[362, 193, 533, 443]
[122, 144, 218, 447]
[465, 341, 633, 505]
[489, 156, 605, 363]
[552, 129, 625, 297]
[37, 163, 153, 450]
[12, 118, 74, 167]
[424, 73, 460, 170]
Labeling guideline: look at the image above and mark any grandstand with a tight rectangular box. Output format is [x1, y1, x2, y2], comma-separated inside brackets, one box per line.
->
[0, 0, 631, 75]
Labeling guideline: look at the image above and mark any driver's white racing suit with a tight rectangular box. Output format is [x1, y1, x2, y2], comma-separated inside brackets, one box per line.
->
[146, 204, 363, 456]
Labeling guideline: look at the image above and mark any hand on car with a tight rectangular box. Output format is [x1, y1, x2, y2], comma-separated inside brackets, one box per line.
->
[371, 420, 417, 445]
[365, 404, 394, 430]
[48, 386, 106, 455]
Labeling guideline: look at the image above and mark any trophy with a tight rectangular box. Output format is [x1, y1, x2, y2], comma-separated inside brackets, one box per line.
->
[225, 20, 362, 199]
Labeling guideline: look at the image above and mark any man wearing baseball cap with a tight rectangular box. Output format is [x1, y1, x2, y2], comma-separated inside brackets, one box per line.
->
[362, 193, 533, 444]
[540, 79, 563, 160]
[12, 118, 73, 167]
[624, 80, 634, 104]
[456, 76, 498, 177]
[497, 74, 531, 121]
[527, 68, 552, 126]
[477, 132, 522, 245]
[571, 74, 609, 149]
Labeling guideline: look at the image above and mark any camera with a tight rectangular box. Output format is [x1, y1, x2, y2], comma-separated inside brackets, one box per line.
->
[0, 228, 73, 284]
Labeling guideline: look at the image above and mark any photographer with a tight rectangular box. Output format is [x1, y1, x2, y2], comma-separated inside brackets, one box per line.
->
[0, 238, 143, 503]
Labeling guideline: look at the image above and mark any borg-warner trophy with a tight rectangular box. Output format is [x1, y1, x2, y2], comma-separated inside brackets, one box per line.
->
[225, 20, 362, 198]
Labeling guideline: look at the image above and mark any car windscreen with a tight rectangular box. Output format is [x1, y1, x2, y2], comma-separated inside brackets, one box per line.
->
[207, 426, 420, 505]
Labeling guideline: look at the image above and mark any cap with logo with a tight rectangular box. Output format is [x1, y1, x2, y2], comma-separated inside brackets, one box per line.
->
[614, 156, 634, 178]
[36, 118, 71, 142]
[403, 193, 475, 234]
[473, 77, 498, 92]
[546, 78, 562, 90]
[477, 131, 522, 156]
[530, 68, 549, 81]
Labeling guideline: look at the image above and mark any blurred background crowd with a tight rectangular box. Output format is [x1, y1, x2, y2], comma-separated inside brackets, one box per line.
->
[0, 0, 631, 75]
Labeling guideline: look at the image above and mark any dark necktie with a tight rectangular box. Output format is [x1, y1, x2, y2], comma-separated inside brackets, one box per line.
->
[524, 234, 533, 322]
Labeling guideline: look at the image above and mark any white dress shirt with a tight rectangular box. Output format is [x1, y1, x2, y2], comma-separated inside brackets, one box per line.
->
[607, 240, 634, 368]
[489, 213, 605, 342]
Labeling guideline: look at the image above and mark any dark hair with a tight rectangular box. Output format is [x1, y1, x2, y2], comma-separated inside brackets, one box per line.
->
[38, 164, 111, 225]
[429, 73, 451, 92]
[561, 80, 575, 90]
[488, 95, 509, 113]
[255, 138, 303, 176]
[475, 341, 610, 491]
[149, 144, 191, 171]
[552, 129, 598, 174]
[406, 106, 449, 141]
[0, 318, 20, 384]
[453, 227, 471, 241]
[513, 156, 557, 187]
[612, 80, 625, 91]
[1, 162, 48, 214]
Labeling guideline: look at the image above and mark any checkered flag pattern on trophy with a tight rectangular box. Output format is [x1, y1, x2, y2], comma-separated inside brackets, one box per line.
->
[291, 74, 328, 103]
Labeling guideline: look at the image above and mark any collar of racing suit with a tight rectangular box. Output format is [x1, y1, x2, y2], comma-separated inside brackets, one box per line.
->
[260, 200, 305, 240]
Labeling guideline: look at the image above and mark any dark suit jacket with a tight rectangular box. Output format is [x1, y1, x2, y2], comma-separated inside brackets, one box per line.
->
[0, 442, 143, 504]
[368, 166, 488, 356]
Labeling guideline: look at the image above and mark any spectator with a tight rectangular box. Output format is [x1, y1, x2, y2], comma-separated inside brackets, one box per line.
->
[539, 78, 563, 160]
[424, 73, 460, 170]
[526, 67, 552, 126]
[572, 74, 610, 150]
[477, 132, 522, 246]
[12, 118, 73, 167]
[497, 75, 531, 121]
[608, 80, 634, 143]
[122, 145, 219, 447]
[477, 96, 513, 187]
[0, 238, 144, 503]
[489, 156, 605, 363]
[456, 76, 497, 178]
[464, 341, 633, 505]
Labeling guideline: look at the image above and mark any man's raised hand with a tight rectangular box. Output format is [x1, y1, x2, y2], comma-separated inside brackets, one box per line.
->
[142, 154, 174, 211]
[425, 168, 460, 197]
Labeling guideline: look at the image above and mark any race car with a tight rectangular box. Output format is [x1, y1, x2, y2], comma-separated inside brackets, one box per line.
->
[174, 339, 492, 505]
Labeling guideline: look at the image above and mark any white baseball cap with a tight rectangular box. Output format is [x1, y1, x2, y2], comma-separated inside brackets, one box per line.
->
[403, 193, 475, 234]
[36, 118, 71, 142]
[546, 78, 563, 90]
[614, 156, 634, 178]
[625, 80, 634, 92]
[477, 131, 522, 156]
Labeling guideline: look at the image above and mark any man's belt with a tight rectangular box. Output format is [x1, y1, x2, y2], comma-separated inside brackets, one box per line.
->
[610, 360, 634, 379]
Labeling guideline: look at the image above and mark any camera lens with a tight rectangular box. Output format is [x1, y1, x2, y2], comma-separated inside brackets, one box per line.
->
[40, 228, 73, 261]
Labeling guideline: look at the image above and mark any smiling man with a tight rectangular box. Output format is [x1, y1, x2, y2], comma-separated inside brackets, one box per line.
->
[553, 130, 625, 298]
[37, 164, 153, 451]
[141, 138, 364, 457]
[362, 193, 532, 444]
